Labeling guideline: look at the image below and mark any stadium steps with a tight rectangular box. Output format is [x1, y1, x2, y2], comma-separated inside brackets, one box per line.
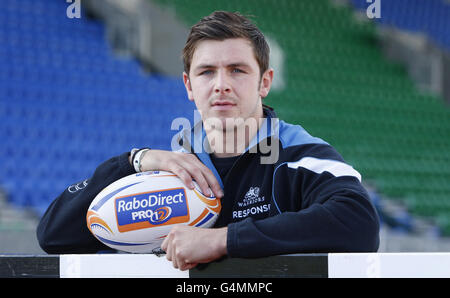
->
[155, 0, 450, 236]
[0, 189, 44, 254]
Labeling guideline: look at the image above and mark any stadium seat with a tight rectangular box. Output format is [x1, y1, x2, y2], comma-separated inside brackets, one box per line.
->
[350, 0, 450, 50]
[0, 0, 193, 213]
[1, 0, 449, 236]
[155, 0, 450, 235]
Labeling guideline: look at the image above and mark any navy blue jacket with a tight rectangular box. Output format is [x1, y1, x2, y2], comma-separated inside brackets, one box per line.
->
[37, 107, 380, 256]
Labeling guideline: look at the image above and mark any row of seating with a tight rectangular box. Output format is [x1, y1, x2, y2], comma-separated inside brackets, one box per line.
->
[351, 0, 450, 50]
[1, 0, 449, 236]
[156, 0, 450, 235]
[0, 0, 194, 215]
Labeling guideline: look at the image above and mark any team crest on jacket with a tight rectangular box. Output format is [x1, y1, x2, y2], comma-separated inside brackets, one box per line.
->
[239, 187, 265, 207]
[233, 186, 270, 220]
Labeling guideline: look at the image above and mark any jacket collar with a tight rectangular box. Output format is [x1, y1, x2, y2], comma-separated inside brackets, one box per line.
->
[176, 105, 278, 188]
[183, 105, 278, 153]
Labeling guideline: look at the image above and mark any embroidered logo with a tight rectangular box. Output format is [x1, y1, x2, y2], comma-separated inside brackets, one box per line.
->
[238, 187, 265, 207]
[234, 186, 270, 219]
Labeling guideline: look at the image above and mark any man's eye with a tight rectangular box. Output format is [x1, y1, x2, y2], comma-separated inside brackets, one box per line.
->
[199, 70, 213, 75]
[232, 68, 244, 73]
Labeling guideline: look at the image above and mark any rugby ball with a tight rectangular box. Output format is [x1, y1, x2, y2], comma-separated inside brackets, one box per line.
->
[86, 171, 221, 253]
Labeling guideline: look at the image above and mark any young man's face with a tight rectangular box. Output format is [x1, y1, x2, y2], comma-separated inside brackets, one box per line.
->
[183, 38, 273, 132]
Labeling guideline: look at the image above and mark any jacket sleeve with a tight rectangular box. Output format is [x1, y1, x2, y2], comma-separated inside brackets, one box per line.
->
[226, 145, 380, 258]
[36, 152, 135, 254]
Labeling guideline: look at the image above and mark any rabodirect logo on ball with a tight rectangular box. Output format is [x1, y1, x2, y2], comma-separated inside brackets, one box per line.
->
[114, 188, 190, 233]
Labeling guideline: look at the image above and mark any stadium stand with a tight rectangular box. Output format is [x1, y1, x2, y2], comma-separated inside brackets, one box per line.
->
[154, 0, 450, 235]
[0, 0, 195, 215]
[348, 0, 450, 235]
[0, 0, 449, 253]
[351, 0, 450, 51]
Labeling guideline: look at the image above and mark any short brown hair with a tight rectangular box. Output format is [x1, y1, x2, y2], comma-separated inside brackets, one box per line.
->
[182, 11, 270, 77]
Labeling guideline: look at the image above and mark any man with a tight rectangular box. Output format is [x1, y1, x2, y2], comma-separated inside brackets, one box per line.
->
[37, 11, 380, 271]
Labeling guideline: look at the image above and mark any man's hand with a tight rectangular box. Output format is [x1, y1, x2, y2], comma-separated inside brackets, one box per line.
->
[161, 226, 228, 271]
[131, 149, 224, 199]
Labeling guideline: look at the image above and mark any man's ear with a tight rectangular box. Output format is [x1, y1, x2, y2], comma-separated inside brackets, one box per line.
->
[259, 68, 274, 99]
[183, 72, 194, 101]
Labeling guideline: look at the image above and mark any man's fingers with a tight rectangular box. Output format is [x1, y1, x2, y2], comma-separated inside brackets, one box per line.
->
[170, 166, 195, 189]
[164, 241, 179, 269]
[180, 262, 198, 271]
[187, 166, 214, 197]
[201, 167, 224, 198]
[186, 263, 198, 270]
[171, 156, 223, 198]
[188, 158, 224, 198]
[162, 152, 223, 199]
[171, 247, 178, 269]
[161, 235, 168, 253]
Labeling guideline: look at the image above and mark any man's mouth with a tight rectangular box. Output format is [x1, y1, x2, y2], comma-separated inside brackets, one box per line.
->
[211, 101, 237, 110]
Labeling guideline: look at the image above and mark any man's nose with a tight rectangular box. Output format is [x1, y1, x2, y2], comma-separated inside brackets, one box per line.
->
[214, 71, 231, 94]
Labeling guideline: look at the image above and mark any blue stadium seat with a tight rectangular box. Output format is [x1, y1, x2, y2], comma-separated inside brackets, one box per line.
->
[351, 0, 450, 50]
[0, 0, 190, 214]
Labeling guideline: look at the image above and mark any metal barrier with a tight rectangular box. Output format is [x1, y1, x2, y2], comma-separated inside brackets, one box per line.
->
[1, 253, 450, 278]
